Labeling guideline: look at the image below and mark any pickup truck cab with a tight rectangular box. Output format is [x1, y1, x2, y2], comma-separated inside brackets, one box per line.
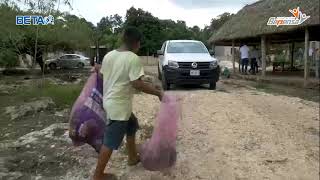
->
[157, 40, 220, 90]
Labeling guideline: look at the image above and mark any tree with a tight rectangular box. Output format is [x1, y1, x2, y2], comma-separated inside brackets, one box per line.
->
[0, 2, 234, 68]
[124, 7, 196, 55]
[109, 14, 123, 33]
[0, 2, 94, 70]
[97, 14, 123, 34]
[190, 25, 200, 36]
[200, 12, 234, 48]
[0, 2, 24, 67]
[97, 17, 113, 35]
[14, 0, 71, 12]
[20, 0, 71, 70]
[209, 12, 234, 31]
[124, 7, 163, 55]
[96, 14, 124, 51]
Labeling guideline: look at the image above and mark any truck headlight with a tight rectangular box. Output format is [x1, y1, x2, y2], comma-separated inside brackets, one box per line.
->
[209, 61, 218, 69]
[168, 60, 179, 68]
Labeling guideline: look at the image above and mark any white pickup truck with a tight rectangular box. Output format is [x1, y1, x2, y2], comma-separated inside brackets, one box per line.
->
[157, 40, 220, 90]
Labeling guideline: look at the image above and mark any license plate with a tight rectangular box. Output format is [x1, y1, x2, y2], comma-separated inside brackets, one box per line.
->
[190, 70, 200, 76]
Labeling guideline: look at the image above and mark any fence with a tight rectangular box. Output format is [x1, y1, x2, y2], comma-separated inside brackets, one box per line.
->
[140, 56, 159, 66]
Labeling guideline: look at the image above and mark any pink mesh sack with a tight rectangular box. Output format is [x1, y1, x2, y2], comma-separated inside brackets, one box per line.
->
[140, 94, 180, 171]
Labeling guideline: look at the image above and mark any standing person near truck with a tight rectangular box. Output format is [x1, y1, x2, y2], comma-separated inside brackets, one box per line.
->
[93, 26, 163, 180]
[239, 43, 250, 74]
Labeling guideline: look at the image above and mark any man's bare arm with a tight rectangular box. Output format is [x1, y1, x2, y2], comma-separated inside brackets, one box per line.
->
[131, 79, 163, 100]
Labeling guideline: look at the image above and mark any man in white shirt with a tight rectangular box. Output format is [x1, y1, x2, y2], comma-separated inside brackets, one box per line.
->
[239, 43, 249, 74]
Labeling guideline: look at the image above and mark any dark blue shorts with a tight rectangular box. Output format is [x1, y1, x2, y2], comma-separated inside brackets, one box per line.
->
[103, 113, 139, 150]
[241, 58, 249, 65]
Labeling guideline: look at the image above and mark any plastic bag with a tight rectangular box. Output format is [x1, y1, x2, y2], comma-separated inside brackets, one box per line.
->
[140, 94, 180, 171]
[222, 67, 230, 78]
[69, 73, 106, 152]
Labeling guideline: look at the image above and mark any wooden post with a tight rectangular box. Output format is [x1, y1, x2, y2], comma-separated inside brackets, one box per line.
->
[147, 49, 149, 65]
[304, 28, 309, 87]
[97, 42, 99, 63]
[316, 44, 320, 78]
[232, 40, 235, 73]
[261, 35, 266, 77]
[290, 42, 294, 71]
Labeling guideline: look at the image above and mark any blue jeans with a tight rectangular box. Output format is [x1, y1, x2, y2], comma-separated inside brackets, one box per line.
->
[241, 58, 249, 73]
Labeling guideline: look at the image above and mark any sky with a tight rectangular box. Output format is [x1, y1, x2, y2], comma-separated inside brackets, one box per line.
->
[59, 0, 258, 28]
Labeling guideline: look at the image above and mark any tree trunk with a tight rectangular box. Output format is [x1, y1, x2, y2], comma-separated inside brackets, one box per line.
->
[32, 26, 39, 69]
[304, 28, 309, 87]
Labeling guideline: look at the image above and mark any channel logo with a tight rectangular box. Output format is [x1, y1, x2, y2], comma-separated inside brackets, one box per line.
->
[16, 15, 54, 25]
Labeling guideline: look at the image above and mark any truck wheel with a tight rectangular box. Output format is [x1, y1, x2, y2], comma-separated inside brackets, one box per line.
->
[209, 82, 216, 90]
[49, 63, 57, 70]
[161, 73, 170, 90]
[158, 65, 162, 80]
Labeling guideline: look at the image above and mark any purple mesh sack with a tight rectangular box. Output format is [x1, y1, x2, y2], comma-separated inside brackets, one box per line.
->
[140, 94, 180, 171]
[69, 73, 106, 152]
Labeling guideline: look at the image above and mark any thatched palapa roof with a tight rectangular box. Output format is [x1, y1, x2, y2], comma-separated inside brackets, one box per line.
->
[209, 0, 320, 45]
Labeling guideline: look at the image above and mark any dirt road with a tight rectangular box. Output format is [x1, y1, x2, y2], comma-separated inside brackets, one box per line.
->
[116, 80, 318, 180]
[61, 79, 319, 180]
[1, 74, 319, 180]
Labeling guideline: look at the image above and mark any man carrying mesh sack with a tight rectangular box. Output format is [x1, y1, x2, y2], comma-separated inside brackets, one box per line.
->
[93, 26, 163, 180]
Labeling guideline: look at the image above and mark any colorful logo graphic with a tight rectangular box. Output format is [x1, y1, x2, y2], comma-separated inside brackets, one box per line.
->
[267, 7, 310, 27]
[16, 15, 55, 25]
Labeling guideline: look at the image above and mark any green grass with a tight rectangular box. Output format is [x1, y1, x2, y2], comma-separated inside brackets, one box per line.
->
[14, 81, 83, 108]
[253, 82, 281, 95]
[254, 82, 271, 90]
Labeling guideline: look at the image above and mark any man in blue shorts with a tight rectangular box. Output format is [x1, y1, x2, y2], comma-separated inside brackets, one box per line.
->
[93, 26, 163, 180]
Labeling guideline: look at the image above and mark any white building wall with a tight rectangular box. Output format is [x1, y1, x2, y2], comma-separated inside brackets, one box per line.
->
[215, 46, 233, 62]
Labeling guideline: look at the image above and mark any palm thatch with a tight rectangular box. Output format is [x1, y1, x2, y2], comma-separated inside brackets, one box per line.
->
[209, 0, 320, 44]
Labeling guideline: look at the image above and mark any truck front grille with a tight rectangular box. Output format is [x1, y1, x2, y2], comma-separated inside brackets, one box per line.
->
[178, 62, 210, 69]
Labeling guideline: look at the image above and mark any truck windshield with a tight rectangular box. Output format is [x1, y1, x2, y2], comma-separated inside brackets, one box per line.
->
[167, 42, 208, 53]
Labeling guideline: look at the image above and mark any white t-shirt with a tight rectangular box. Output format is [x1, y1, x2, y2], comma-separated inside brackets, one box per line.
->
[240, 45, 249, 59]
[100, 50, 144, 121]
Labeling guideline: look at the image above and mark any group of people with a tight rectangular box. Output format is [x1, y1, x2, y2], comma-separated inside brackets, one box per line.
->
[239, 43, 261, 75]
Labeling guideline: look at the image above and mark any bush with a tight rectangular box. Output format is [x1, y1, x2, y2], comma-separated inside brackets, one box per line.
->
[0, 49, 18, 68]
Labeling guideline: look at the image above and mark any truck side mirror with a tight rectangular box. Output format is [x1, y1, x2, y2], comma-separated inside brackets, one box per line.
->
[209, 50, 215, 56]
[157, 50, 164, 56]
